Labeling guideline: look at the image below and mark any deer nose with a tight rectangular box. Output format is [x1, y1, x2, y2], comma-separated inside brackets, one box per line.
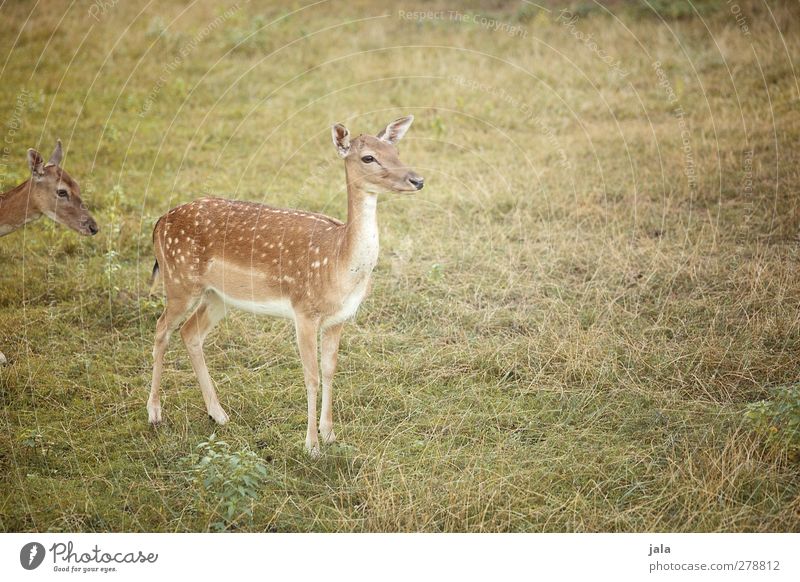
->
[408, 175, 424, 190]
[86, 220, 99, 236]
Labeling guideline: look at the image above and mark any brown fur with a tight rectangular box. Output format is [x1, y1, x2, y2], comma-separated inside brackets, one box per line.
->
[0, 140, 98, 237]
[0, 141, 97, 367]
[152, 198, 346, 313]
[147, 116, 423, 455]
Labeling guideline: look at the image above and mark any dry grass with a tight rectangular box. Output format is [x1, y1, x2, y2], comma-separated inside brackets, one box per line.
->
[1, 0, 799, 531]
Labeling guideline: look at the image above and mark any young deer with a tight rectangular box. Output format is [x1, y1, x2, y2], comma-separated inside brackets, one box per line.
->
[147, 116, 423, 454]
[0, 140, 98, 364]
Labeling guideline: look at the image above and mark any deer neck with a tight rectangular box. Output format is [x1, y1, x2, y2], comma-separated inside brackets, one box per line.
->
[341, 171, 379, 282]
[0, 180, 40, 236]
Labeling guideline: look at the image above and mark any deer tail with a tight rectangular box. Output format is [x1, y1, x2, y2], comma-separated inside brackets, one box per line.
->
[148, 260, 162, 296]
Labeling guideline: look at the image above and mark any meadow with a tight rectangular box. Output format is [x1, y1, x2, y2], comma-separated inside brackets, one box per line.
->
[1, 0, 799, 532]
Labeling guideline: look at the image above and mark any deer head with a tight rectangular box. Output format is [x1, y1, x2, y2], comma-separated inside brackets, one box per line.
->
[332, 116, 424, 194]
[26, 140, 98, 236]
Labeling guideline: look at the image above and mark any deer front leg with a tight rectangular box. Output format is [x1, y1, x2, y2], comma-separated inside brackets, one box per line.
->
[295, 314, 321, 457]
[320, 323, 343, 444]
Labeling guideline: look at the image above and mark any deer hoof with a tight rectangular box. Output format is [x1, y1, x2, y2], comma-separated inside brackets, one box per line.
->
[320, 427, 336, 444]
[208, 408, 229, 425]
[147, 404, 162, 425]
[305, 433, 321, 458]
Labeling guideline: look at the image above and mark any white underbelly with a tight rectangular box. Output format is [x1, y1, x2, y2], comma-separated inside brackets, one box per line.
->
[213, 289, 295, 319]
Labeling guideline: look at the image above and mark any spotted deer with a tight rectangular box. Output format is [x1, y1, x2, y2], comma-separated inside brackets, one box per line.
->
[147, 116, 423, 455]
[0, 140, 99, 365]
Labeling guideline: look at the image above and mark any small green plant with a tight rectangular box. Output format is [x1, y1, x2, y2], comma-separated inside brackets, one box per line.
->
[429, 263, 445, 281]
[103, 249, 121, 277]
[746, 384, 800, 461]
[17, 429, 54, 458]
[18, 429, 44, 450]
[102, 184, 125, 291]
[187, 434, 269, 531]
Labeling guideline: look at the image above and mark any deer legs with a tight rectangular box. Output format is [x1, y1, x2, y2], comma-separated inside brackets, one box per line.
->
[149, 291, 344, 457]
[320, 323, 343, 444]
[296, 318, 345, 455]
[148, 296, 193, 424]
[295, 314, 321, 456]
[180, 292, 228, 424]
[148, 291, 228, 425]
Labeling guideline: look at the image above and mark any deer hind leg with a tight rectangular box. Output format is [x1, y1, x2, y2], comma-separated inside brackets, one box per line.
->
[148, 293, 195, 424]
[320, 323, 343, 444]
[180, 291, 228, 424]
[295, 314, 321, 456]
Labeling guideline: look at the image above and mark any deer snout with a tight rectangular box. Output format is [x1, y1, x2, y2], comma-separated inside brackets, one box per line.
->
[407, 173, 424, 191]
[83, 217, 99, 236]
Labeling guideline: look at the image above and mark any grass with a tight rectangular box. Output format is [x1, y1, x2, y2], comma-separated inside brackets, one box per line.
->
[1, 0, 799, 532]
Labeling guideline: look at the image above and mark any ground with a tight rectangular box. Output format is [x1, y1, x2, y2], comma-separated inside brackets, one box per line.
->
[1, 0, 799, 531]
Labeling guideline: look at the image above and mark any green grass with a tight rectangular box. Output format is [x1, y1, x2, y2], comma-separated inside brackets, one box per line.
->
[1, 0, 799, 531]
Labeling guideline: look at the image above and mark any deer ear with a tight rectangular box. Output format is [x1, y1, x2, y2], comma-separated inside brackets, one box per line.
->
[332, 123, 350, 158]
[47, 139, 63, 167]
[27, 148, 44, 176]
[376, 115, 414, 145]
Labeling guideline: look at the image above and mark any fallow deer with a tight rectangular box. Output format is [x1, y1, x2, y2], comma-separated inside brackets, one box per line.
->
[0, 140, 99, 365]
[147, 116, 423, 455]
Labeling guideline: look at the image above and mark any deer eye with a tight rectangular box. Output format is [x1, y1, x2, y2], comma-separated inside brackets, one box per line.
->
[361, 155, 375, 164]
[57, 189, 69, 199]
